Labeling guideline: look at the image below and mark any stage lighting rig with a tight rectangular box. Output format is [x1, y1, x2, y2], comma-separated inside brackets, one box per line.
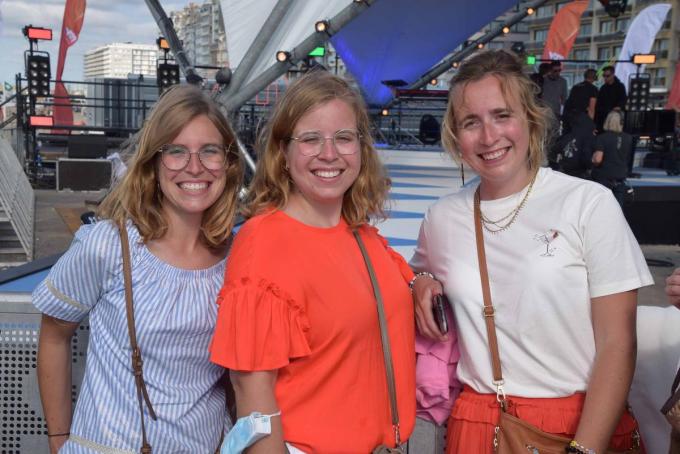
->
[26, 53, 51, 98]
[276, 51, 291, 63]
[157, 61, 180, 93]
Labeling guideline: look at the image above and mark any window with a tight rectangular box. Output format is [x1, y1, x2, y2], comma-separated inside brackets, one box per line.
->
[651, 68, 667, 87]
[600, 20, 613, 34]
[556, 2, 569, 10]
[537, 5, 554, 18]
[653, 39, 669, 51]
[616, 18, 629, 32]
[613, 46, 622, 58]
[572, 48, 590, 61]
[534, 29, 548, 41]
[512, 22, 529, 33]
[578, 22, 592, 37]
[598, 47, 612, 60]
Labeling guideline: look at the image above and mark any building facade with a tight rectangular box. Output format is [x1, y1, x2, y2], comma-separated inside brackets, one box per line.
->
[524, 0, 678, 107]
[83, 43, 159, 80]
[169, 0, 228, 78]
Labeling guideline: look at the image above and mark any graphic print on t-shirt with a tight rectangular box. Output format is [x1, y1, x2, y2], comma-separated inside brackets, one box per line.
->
[533, 229, 560, 257]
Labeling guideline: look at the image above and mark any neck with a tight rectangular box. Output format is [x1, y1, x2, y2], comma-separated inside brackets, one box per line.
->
[159, 206, 204, 252]
[284, 191, 342, 228]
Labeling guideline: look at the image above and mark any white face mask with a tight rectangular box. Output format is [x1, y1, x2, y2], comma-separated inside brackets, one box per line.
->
[220, 411, 280, 454]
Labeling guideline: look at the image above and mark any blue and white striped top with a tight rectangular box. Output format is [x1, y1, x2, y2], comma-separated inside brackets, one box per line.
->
[33, 220, 229, 454]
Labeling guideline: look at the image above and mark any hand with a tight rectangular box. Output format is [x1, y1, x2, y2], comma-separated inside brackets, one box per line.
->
[412, 276, 448, 341]
[48, 434, 69, 454]
[667, 268, 680, 308]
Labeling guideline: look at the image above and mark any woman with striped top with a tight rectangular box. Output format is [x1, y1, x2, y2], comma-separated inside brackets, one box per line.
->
[33, 85, 243, 454]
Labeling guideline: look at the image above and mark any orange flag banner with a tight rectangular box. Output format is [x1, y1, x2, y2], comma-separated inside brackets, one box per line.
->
[53, 0, 86, 128]
[542, 0, 589, 60]
[666, 61, 680, 110]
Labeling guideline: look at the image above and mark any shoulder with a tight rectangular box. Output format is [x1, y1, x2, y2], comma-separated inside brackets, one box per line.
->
[230, 211, 292, 264]
[426, 186, 473, 224]
[539, 167, 611, 206]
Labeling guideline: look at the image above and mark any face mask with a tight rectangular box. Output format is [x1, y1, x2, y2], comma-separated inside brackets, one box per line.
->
[220, 411, 281, 454]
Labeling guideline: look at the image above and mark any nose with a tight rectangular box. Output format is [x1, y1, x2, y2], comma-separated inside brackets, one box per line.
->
[316, 137, 339, 161]
[480, 122, 499, 146]
[184, 151, 204, 175]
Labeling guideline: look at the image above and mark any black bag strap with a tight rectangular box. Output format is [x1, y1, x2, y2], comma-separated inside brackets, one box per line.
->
[353, 230, 401, 447]
[118, 222, 157, 454]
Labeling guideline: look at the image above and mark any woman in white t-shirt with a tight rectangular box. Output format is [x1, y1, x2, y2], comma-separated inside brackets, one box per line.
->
[410, 50, 653, 454]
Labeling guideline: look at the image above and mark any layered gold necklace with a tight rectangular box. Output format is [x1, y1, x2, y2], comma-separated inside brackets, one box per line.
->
[477, 173, 537, 234]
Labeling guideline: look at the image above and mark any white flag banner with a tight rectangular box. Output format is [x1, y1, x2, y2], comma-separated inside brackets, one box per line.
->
[615, 3, 671, 92]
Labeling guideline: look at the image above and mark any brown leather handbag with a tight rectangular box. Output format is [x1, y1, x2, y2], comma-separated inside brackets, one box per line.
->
[472, 189, 640, 454]
[353, 231, 405, 454]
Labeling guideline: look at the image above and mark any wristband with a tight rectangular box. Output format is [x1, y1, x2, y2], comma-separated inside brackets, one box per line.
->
[408, 271, 435, 291]
[47, 432, 70, 438]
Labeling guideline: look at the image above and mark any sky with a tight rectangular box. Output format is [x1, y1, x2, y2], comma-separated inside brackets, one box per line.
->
[0, 0, 191, 88]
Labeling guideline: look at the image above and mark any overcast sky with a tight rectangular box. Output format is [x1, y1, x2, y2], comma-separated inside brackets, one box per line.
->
[0, 0, 190, 87]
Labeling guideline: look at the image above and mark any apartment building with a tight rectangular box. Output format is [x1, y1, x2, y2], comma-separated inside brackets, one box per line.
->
[83, 43, 159, 80]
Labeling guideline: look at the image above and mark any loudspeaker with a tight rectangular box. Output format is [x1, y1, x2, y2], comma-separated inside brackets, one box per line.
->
[67, 135, 108, 159]
[57, 159, 112, 191]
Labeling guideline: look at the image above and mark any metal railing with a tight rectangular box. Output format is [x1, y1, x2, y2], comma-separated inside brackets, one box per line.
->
[0, 137, 34, 263]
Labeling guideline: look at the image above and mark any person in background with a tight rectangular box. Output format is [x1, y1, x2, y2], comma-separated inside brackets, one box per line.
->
[410, 49, 652, 454]
[529, 62, 551, 99]
[595, 65, 627, 133]
[668, 268, 680, 308]
[541, 60, 568, 126]
[592, 110, 633, 207]
[549, 112, 596, 179]
[563, 68, 598, 133]
[210, 71, 416, 453]
[34, 85, 243, 454]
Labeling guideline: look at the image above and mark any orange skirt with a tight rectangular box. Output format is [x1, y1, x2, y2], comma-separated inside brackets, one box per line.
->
[446, 386, 644, 454]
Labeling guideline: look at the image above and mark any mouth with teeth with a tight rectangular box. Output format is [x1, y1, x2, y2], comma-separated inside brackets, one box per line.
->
[312, 169, 343, 179]
[480, 147, 510, 161]
[178, 181, 210, 192]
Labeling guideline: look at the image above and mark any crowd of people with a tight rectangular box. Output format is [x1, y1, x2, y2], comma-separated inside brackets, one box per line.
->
[31, 50, 679, 454]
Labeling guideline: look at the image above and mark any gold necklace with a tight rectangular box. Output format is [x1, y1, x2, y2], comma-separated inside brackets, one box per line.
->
[478, 173, 537, 234]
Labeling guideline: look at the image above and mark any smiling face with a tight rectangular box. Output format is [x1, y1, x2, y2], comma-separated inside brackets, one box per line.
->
[157, 114, 227, 223]
[454, 75, 531, 199]
[283, 98, 361, 223]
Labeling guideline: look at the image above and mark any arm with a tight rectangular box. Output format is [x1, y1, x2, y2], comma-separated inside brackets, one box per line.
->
[230, 370, 286, 454]
[667, 268, 680, 308]
[587, 97, 596, 120]
[412, 275, 447, 341]
[573, 290, 637, 453]
[37, 314, 79, 454]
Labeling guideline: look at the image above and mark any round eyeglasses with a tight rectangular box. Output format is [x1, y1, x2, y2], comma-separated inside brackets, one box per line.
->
[158, 144, 229, 171]
[288, 129, 362, 157]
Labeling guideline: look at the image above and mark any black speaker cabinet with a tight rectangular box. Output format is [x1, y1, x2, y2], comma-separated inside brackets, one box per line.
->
[57, 158, 112, 191]
[67, 134, 108, 159]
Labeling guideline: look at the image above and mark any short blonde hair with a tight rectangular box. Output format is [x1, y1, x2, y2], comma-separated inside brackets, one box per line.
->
[441, 50, 552, 172]
[98, 84, 243, 248]
[603, 110, 623, 133]
[244, 71, 388, 227]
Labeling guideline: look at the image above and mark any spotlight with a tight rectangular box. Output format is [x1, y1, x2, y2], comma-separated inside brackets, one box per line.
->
[502, 26, 511, 34]
[276, 51, 291, 63]
[632, 53, 655, 65]
[527, 7, 535, 15]
[23, 26, 53, 41]
[430, 79, 438, 86]
[315, 20, 329, 33]
[381, 108, 389, 116]
[156, 37, 170, 50]
[25, 54, 51, 98]
[477, 43, 485, 49]
[29, 115, 54, 127]
[452, 61, 459, 68]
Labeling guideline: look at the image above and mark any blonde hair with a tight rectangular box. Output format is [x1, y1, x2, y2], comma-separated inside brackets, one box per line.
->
[98, 84, 243, 248]
[603, 110, 623, 133]
[243, 70, 388, 227]
[441, 49, 552, 172]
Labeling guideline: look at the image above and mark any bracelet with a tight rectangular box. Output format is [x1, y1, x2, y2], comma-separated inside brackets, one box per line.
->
[565, 440, 596, 454]
[47, 432, 70, 438]
[408, 271, 435, 291]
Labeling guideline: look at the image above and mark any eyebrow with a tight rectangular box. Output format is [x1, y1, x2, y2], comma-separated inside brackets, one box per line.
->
[458, 107, 512, 124]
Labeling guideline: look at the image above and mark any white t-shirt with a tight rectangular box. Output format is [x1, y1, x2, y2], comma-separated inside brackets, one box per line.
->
[410, 167, 653, 397]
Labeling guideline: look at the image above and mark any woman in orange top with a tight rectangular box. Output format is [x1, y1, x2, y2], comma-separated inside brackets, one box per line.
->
[210, 71, 416, 453]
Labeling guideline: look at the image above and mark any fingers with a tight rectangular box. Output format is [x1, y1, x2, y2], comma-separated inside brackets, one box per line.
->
[412, 277, 448, 341]
[667, 269, 680, 307]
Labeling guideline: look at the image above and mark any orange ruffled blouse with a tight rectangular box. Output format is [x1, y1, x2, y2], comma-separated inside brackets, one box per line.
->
[210, 210, 416, 454]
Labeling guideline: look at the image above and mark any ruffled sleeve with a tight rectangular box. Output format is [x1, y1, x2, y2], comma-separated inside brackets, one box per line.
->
[210, 277, 312, 371]
[366, 225, 414, 283]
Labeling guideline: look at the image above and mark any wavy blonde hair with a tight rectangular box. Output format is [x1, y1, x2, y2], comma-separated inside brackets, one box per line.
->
[603, 110, 623, 133]
[243, 70, 388, 227]
[98, 84, 243, 248]
[441, 49, 552, 172]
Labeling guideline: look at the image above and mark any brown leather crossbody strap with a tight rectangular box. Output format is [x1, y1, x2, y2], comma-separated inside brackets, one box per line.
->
[353, 230, 401, 447]
[473, 189, 504, 386]
[118, 223, 157, 454]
